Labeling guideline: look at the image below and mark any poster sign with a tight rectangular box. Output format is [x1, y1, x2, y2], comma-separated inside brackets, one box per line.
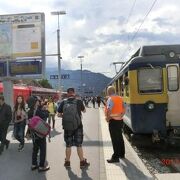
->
[0, 13, 44, 58]
[0, 24, 12, 58]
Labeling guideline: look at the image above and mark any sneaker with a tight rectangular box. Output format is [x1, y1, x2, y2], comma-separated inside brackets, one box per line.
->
[107, 158, 119, 163]
[0, 146, 3, 155]
[18, 144, 24, 151]
[80, 159, 90, 169]
[64, 160, 70, 168]
[5, 140, 10, 149]
[31, 165, 38, 171]
[38, 165, 50, 172]
[120, 155, 125, 159]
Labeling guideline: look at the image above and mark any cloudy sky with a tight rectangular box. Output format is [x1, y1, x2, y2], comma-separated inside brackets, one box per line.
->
[0, 0, 180, 77]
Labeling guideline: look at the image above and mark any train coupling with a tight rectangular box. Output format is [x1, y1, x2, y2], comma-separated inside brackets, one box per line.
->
[152, 130, 161, 143]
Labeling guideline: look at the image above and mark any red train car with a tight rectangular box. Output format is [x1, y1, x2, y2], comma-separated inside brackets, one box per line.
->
[0, 83, 59, 104]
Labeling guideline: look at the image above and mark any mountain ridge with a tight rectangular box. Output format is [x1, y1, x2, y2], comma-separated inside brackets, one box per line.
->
[46, 67, 111, 96]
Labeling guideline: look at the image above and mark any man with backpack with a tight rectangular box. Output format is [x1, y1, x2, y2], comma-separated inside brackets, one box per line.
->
[58, 88, 90, 169]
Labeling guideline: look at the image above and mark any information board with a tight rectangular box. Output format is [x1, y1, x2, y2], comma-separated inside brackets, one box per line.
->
[50, 74, 70, 79]
[0, 24, 12, 58]
[0, 13, 44, 58]
[50, 75, 59, 79]
[0, 62, 6, 76]
[9, 61, 41, 75]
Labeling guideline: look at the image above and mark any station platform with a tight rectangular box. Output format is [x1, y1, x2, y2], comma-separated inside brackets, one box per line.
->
[155, 174, 180, 180]
[99, 108, 153, 180]
[0, 105, 180, 179]
[99, 108, 180, 180]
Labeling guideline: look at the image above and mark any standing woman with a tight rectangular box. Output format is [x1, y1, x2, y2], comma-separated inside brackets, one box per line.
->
[47, 98, 56, 129]
[13, 95, 27, 151]
[31, 99, 50, 172]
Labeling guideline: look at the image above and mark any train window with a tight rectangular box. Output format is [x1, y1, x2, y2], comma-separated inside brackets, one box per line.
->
[120, 76, 124, 96]
[124, 72, 129, 96]
[115, 80, 119, 94]
[167, 65, 179, 91]
[138, 68, 162, 93]
[118, 79, 121, 96]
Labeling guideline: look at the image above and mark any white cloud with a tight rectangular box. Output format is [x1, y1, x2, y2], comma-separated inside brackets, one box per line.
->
[95, 20, 122, 36]
[74, 18, 86, 28]
[0, 0, 180, 78]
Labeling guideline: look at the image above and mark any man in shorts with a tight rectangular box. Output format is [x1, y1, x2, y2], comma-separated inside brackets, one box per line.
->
[58, 88, 90, 169]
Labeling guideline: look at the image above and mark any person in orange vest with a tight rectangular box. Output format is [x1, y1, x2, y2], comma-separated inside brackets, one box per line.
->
[105, 86, 125, 163]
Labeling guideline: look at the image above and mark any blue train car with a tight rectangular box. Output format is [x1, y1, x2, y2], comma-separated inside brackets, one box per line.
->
[108, 45, 180, 142]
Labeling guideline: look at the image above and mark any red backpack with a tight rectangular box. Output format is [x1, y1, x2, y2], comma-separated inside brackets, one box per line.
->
[28, 116, 51, 138]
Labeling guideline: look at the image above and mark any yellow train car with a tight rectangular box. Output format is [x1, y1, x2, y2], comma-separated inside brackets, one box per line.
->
[107, 45, 180, 142]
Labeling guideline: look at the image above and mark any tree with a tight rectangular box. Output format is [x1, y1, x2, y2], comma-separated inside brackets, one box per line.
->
[38, 79, 53, 89]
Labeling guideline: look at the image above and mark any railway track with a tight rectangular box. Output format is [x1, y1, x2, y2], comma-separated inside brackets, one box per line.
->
[124, 133, 180, 176]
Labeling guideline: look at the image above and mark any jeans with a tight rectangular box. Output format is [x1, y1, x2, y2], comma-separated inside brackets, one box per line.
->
[32, 137, 46, 167]
[48, 114, 55, 128]
[14, 120, 26, 145]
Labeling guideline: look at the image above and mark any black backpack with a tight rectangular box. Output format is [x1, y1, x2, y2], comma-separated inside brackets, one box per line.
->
[62, 99, 81, 130]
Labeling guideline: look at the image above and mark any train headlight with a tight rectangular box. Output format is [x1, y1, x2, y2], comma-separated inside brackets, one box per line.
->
[144, 101, 155, 112]
[169, 51, 175, 58]
[148, 103, 154, 110]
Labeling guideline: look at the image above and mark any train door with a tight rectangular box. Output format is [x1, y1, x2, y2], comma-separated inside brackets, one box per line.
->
[166, 64, 180, 126]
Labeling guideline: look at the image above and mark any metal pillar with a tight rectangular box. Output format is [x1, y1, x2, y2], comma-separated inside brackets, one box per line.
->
[77, 55, 84, 97]
[3, 80, 13, 108]
[57, 28, 61, 91]
[80, 59, 82, 96]
[51, 11, 66, 92]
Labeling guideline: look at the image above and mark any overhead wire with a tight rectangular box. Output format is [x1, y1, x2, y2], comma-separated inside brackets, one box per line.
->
[111, 0, 137, 74]
[120, 0, 158, 61]
[126, 0, 137, 24]
[130, 0, 158, 43]
[126, 0, 137, 45]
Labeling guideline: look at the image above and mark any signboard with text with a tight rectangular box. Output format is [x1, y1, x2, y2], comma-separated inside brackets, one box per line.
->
[0, 13, 44, 58]
[61, 74, 70, 79]
[50, 74, 70, 80]
[9, 61, 41, 75]
[0, 62, 6, 76]
[50, 75, 59, 79]
[0, 13, 45, 79]
[0, 24, 12, 58]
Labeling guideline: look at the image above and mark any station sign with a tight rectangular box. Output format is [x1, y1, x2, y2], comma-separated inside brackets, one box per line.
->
[0, 13, 45, 79]
[50, 74, 70, 80]
[0, 62, 6, 76]
[0, 13, 44, 58]
[50, 75, 58, 79]
[61, 74, 70, 79]
[9, 60, 41, 75]
[0, 24, 12, 58]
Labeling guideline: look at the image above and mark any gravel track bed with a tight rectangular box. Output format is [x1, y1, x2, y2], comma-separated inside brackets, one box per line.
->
[125, 134, 180, 176]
